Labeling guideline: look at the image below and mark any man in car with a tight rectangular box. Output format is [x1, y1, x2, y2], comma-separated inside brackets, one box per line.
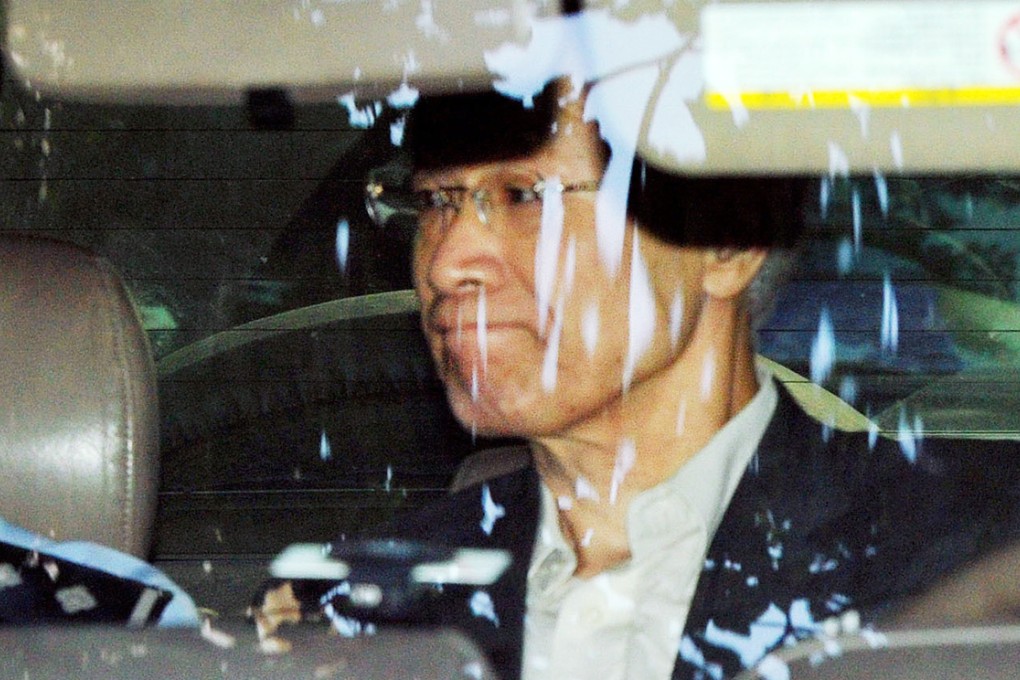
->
[341, 82, 1020, 680]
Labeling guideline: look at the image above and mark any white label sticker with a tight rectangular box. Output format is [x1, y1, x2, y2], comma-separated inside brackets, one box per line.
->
[703, 1, 1020, 108]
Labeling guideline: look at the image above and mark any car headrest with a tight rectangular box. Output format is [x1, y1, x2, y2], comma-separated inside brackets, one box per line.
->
[0, 234, 159, 558]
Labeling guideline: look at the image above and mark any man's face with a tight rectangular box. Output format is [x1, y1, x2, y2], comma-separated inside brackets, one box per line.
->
[412, 113, 707, 438]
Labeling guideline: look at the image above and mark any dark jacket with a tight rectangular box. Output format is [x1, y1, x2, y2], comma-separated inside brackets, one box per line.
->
[384, 384, 1020, 679]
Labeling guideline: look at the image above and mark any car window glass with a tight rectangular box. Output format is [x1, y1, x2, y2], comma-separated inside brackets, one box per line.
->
[5, 66, 1020, 612]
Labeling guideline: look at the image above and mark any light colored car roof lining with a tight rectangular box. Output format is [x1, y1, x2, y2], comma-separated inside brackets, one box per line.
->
[8, 1, 1020, 173]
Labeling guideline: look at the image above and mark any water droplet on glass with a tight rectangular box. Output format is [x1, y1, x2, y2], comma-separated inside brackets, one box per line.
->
[851, 187, 862, 253]
[541, 293, 565, 393]
[415, 0, 446, 40]
[789, 598, 820, 635]
[624, 230, 656, 390]
[828, 142, 850, 177]
[386, 82, 420, 110]
[384, 465, 393, 493]
[581, 302, 599, 358]
[575, 476, 599, 502]
[873, 169, 888, 218]
[767, 543, 784, 569]
[849, 94, 870, 137]
[700, 349, 716, 402]
[836, 238, 854, 275]
[669, 288, 684, 350]
[464, 660, 485, 680]
[704, 603, 786, 668]
[335, 218, 350, 274]
[881, 274, 899, 354]
[535, 175, 564, 336]
[838, 376, 857, 405]
[320, 429, 332, 461]
[456, 302, 463, 346]
[588, 80, 644, 278]
[336, 92, 380, 129]
[890, 131, 904, 169]
[479, 484, 506, 535]
[390, 117, 406, 146]
[676, 398, 688, 437]
[756, 654, 790, 680]
[897, 407, 917, 463]
[721, 91, 750, 128]
[477, 286, 488, 375]
[469, 590, 499, 626]
[563, 235, 577, 296]
[608, 439, 636, 505]
[810, 308, 835, 384]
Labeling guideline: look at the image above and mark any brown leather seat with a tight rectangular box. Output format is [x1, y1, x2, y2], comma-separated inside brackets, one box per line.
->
[0, 234, 159, 558]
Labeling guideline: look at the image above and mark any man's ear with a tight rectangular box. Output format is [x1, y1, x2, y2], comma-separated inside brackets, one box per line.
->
[701, 248, 769, 300]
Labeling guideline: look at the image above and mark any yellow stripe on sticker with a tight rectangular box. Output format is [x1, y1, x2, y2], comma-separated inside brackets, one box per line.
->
[703, 2, 1020, 111]
[706, 87, 1020, 110]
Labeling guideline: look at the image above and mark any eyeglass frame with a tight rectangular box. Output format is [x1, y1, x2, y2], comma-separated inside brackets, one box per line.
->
[364, 175, 601, 238]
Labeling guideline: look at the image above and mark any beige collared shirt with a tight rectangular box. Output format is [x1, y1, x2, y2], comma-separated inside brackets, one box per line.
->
[522, 368, 778, 680]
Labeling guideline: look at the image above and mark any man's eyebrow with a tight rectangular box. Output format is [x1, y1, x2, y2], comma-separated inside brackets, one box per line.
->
[411, 171, 457, 188]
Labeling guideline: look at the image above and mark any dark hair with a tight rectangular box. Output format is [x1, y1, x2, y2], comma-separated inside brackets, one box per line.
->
[405, 83, 561, 171]
[628, 162, 809, 248]
[404, 86, 808, 248]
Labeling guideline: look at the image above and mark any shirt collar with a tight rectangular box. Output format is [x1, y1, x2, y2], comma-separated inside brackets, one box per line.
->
[530, 364, 778, 574]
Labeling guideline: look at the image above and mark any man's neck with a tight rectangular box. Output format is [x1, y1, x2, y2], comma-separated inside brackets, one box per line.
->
[530, 304, 761, 576]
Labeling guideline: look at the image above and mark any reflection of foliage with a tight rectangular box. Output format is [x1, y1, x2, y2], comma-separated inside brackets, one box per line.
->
[1, 56, 58, 231]
[813, 176, 1020, 302]
[922, 236, 1016, 301]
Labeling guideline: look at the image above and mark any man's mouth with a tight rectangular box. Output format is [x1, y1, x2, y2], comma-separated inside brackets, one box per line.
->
[426, 301, 532, 338]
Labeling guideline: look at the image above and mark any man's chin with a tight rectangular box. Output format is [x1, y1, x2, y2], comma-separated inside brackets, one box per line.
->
[445, 389, 531, 439]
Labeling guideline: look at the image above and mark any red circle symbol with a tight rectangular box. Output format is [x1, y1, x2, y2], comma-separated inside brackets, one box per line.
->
[998, 13, 1020, 80]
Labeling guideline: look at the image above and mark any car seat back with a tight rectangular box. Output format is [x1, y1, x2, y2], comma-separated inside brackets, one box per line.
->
[0, 234, 159, 557]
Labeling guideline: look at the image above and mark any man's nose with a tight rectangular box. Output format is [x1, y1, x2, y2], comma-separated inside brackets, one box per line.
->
[423, 201, 506, 295]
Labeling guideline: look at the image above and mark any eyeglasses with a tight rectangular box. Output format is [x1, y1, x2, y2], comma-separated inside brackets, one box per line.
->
[365, 175, 600, 239]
